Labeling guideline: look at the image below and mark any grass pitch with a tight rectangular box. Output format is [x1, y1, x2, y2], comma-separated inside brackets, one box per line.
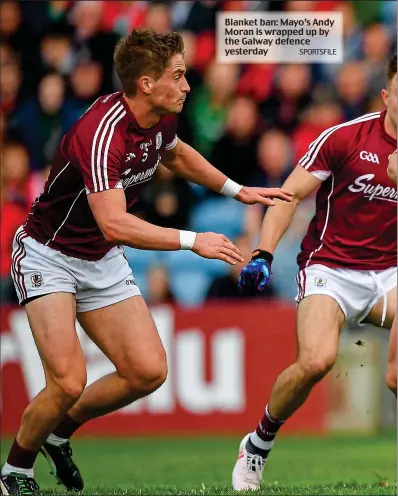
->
[1, 431, 396, 495]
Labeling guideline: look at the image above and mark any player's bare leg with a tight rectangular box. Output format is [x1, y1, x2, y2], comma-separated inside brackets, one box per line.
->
[267, 295, 345, 418]
[364, 287, 397, 395]
[70, 295, 167, 421]
[42, 296, 167, 490]
[232, 295, 345, 491]
[1, 293, 85, 495]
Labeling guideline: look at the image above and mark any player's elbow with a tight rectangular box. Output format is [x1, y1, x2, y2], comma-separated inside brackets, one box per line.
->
[101, 219, 124, 243]
[102, 228, 118, 243]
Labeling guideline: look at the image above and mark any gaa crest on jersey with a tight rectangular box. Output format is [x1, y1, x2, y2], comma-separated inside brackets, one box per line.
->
[359, 150, 379, 164]
[156, 132, 162, 150]
[31, 272, 44, 288]
[314, 276, 327, 288]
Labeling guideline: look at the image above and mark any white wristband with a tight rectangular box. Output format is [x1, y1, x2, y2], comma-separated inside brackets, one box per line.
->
[220, 178, 242, 198]
[179, 230, 197, 250]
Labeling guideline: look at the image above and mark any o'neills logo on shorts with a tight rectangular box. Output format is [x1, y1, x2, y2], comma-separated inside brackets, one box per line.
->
[348, 174, 397, 203]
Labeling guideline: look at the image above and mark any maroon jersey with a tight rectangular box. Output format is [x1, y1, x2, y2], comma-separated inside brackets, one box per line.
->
[24, 92, 178, 260]
[297, 111, 397, 271]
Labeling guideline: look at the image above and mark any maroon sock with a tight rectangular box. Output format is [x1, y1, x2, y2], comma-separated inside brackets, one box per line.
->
[7, 439, 38, 469]
[52, 414, 82, 439]
[255, 404, 285, 442]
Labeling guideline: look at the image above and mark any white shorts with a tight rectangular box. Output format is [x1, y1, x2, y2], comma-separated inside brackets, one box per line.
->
[296, 264, 397, 326]
[11, 227, 141, 313]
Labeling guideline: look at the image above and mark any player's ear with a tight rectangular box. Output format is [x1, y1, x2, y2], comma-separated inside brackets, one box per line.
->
[381, 88, 389, 107]
[139, 76, 154, 95]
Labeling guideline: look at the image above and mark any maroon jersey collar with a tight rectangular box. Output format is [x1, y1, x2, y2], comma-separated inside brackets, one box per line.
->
[120, 93, 162, 134]
[379, 110, 397, 146]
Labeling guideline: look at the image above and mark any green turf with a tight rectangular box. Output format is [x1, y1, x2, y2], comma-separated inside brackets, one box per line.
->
[1, 432, 396, 495]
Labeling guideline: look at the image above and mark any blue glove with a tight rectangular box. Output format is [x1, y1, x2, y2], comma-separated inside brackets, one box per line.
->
[238, 249, 273, 295]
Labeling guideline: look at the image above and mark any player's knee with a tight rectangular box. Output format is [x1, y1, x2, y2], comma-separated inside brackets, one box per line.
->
[53, 374, 87, 403]
[300, 354, 336, 383]
[148, 360, 168, 393]
[386, 368, 397, 395]
[125, 352, 168, 396]
[140, 357, 168, 394]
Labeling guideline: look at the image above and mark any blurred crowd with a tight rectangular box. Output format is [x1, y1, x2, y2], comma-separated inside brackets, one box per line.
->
[1, 0, 397, 306]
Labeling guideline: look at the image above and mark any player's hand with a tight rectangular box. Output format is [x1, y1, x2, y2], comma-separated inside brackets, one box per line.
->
[192, 233, 244, 265]
[236, 186, 294, 207]
[238, 251, 272, 295]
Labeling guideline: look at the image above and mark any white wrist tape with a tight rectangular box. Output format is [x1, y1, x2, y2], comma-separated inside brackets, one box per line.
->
[220, 178, 242, 198]
[179, 230, 197, 250]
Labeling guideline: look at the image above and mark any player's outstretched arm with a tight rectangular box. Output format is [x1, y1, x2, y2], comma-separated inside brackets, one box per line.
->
[87, 188, 244, 265]
[238, 166, 322, 294]
[161, 139, 293, 206]
[387, 150, 397, 183]
[256, 166, 321, 253]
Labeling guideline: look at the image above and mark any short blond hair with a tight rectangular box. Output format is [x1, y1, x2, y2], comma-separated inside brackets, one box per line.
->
[114, 28, 184, 97]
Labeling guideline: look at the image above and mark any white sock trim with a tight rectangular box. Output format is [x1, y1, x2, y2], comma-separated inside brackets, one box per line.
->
[2, 462, 34, 478]
[46, 433, 68, 446]
[265, 404, 284, 424]
[250, 431, 275, 451]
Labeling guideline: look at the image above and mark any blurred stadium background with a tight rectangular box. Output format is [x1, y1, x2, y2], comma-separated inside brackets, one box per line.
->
[0, 0, 396, 493]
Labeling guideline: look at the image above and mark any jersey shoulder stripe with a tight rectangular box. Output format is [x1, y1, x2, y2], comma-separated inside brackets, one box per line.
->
[299, 112, 381, 170]
[89, 101, 127, 192]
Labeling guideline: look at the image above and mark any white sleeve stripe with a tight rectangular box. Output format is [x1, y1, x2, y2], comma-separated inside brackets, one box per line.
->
[91, 101, 122, 193]
[311, 170, 332, 181]
[96, 104, 124, 191]
[303, 113, 380, 170]
[299, 112, 381, 169]
[102, 110, 126, 190]
[299, 111, 381, 166]
[165, 135, 178, 150]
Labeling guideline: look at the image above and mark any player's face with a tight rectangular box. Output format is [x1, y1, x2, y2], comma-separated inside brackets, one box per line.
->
[149, 53, 190, 114]
[382, 74, 397, 131]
